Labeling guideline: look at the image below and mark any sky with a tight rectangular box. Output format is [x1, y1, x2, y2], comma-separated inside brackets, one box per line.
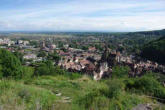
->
[0, 0, 165, 32]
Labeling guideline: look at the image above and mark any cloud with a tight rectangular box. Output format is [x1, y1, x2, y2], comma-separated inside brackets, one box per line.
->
[0, 0, 165, 31]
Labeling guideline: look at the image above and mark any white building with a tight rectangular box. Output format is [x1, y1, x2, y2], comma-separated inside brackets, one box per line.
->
[23, 54, 37, 60]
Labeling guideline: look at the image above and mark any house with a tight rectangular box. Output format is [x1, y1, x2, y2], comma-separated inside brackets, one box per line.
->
[23, 54, 37, 60]
[88, 47, 96, 52]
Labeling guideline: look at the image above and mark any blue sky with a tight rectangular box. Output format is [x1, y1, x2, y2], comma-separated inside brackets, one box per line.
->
[0, 0, 165, 32]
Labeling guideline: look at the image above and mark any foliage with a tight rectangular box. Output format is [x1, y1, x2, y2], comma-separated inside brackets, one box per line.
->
[58, 41, 64, 48]
[37, 51, 47, 57]
[0, 49, 23, 79]
[105, 79, 125, 99]
[125, 74, 165, 102]
[141, 36, 165, 64]
[0, 74, 164, 110]
[95, 44, 103, 51]
[29, 40, 38, 47]
[47, 51, 61, 64]
[35, 60, 55, 76]
[112, 66, 130, 78]
[22, 66, 34, 79]
[81, 46, 89, 50]
[0, 80, 56, 110]
[13, 51, 25, 64]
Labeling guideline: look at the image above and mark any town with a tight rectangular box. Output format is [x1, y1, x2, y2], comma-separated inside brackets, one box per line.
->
[0, 0, 165, 109]
[0, 34, 164, 81]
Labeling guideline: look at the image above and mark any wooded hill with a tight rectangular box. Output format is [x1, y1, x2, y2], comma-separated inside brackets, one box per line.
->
[141, 36, 165, 64]
[128, 29, 165, 36]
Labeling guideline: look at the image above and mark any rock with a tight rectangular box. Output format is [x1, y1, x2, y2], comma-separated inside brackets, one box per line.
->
[132, 104, 152, 110]
[56, 93, 62, 96]
[63, 97, 70, 100]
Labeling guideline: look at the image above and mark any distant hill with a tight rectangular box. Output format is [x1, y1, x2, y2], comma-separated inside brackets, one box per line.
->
[141, 36, 165, 64]
[128, 29, 165, 36]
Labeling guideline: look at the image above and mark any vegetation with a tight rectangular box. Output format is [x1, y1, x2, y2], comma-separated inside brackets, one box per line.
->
[1, 73, 165, 110]
[125, 74, 165, 102]
[37, 51, 47, 57]
[111, 66, 130, 78]
[0, 49, 23, 79]
[0, 33, 165, 110]
[141, 36, 165, 64]
[47, 51, 61, 63]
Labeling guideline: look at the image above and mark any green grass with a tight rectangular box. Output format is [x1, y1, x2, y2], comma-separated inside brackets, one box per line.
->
[0, 75, 164, 110]
[0, 79, 57, 110]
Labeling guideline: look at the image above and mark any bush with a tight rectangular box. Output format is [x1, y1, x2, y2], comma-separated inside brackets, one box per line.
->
[125, 75, 165, 102]
[105, 79, 125, 99]
[77, 90, 99, 108]
[22, 66, 34, 79]
[112, 66, 130, 78]
[35, 60, 82, 80]
[77, 89, 110, 109]
[35, 60, 55, 76]
[18, 88, 31, 102]
[53, 66, 66, 75]
[64, 72, 82, 80]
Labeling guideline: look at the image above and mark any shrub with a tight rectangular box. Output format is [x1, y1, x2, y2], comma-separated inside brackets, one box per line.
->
[53, 66, 66, 75]
[77, 89, 106, 109]
[112, 66, 130, 78]
[22, 66, 34, 79]
[105, 79, 125, 99]
[35, 60, 55, 76]
[78, 90, 99, 108]
[64, 72, 82, 80]
[18, 88, 31, 102]
[125, 75, 165, 102]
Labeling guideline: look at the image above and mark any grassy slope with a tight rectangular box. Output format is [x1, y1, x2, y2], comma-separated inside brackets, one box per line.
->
[0, 75, 164, 110]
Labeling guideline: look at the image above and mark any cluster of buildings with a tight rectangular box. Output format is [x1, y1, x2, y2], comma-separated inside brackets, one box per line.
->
[58, 47, 100, 74]
[58, 46, 165, 80]
[0, 38, 57, 65]
[0, 38, 31, 47]
[0, 38, 15, 46]
[0, 37, 164, 80]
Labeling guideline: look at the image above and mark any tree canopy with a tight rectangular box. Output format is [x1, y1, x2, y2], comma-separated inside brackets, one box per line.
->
[0, 49, 23, 79]
[141, 36, 165, 64]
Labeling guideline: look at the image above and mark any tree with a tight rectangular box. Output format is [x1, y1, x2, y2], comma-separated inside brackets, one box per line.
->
[82, 46, 88, 50]
[95, 44, 103, 51]
[37, 51, 47, 57]
[14, 51, 24, 64]
[0, 49, 23, 79]
[35, 60, 66, 76]
[29, 41, 38, 47]
[47, 51, 61, 64]
[141, 36, 165, 64]
[35, 60, 55, 76]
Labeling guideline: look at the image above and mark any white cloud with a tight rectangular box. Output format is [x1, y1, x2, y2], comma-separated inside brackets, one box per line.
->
[0, 0, 165, 31]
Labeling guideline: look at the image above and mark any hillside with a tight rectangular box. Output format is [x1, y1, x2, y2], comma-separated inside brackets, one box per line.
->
[0, 74, 165, 110]
[128, 29, 165, 36]
[141, 36, 165, 64]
